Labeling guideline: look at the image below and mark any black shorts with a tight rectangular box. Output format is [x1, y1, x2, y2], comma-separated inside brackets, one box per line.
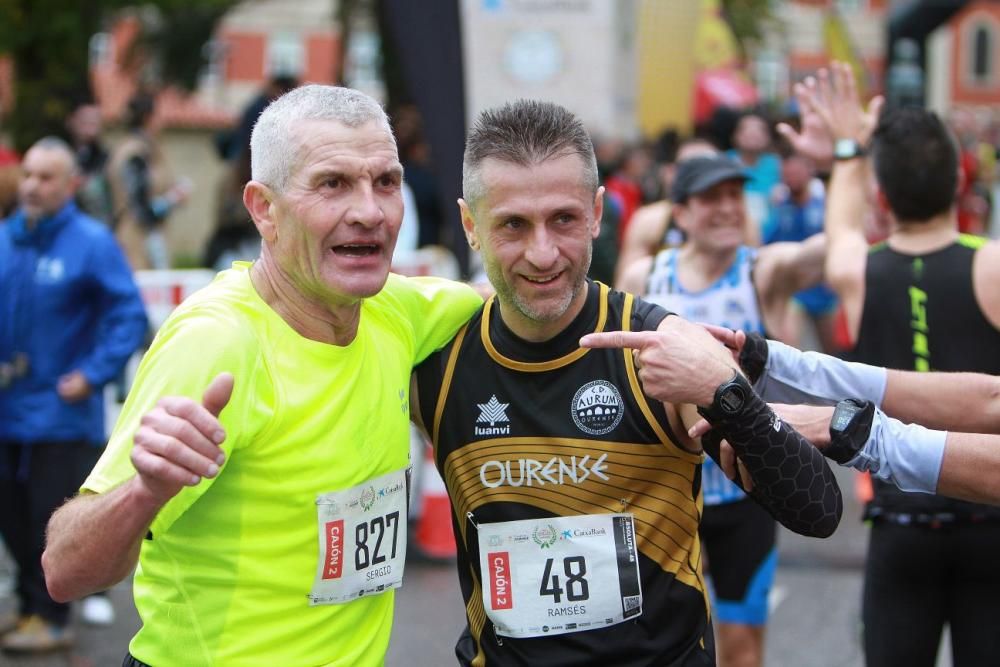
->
[863, 520, 1000, 666]
[699, 498, 778, 625]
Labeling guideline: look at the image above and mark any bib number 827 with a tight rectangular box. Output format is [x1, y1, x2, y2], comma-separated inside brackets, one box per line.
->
[354, 511, 400, 570]
[540, 556, 589, 604]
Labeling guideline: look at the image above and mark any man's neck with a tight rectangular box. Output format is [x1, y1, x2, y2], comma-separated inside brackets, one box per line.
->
[888, 211, 960, 255]
[495, 287, 588, 344]
[250, 253, 362, 346]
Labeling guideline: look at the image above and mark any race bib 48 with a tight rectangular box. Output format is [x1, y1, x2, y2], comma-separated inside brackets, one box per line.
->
[477, 513, 642, 638]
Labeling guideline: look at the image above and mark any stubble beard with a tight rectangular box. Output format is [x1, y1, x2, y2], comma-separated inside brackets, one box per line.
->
[484, 245, 591, 327]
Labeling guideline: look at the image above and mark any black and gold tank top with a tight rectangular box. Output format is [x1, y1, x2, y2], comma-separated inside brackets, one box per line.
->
[415, 280, 714, 667]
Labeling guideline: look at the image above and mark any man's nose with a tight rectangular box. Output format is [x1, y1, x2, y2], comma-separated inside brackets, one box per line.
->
[349, 183, 385, 228]
[721, 194, 744, 215]
[524, 226, 559, 268]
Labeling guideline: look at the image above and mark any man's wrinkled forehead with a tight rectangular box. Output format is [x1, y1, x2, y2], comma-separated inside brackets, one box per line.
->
[290, 120, 400, 171]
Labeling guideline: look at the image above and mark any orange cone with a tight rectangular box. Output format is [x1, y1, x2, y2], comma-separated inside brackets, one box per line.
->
[414, 446, 456, 560]
[855, 471, 873, 504]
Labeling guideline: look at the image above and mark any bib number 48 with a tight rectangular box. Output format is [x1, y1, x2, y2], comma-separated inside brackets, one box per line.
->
[539, 556, 590, 604]
[355, 511, 400, 570]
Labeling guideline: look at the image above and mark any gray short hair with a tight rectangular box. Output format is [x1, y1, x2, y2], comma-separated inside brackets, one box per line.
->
[462, 100, 598, 210]
[250, 84, 394, 191]
[30, 136, 78, 175]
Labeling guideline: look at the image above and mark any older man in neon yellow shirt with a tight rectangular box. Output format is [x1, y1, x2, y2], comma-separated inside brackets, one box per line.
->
[41, 85, 481, 666]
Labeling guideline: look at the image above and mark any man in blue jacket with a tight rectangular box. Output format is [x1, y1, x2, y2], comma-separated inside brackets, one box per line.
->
[0, 137, 147, 652]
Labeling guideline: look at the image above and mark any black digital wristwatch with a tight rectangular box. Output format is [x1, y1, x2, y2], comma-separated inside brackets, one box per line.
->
[824, 399, 876, 464]
[697, 371, 753, 423]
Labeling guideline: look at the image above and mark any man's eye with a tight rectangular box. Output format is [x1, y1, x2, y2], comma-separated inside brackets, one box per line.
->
[323, 178, 341, 189]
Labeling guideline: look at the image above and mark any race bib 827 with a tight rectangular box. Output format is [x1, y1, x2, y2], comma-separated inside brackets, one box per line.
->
[309, 468, 408, 605]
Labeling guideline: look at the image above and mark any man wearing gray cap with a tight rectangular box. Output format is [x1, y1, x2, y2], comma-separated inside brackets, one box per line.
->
[618, 154, 827, 667]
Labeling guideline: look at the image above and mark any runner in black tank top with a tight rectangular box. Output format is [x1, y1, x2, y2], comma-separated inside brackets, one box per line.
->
[417, 282, 713, 666]
[853, 238, 1000, 666]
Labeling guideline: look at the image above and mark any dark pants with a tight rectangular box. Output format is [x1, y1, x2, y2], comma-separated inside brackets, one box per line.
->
[123, 653, 151, 666]
[0, 440, 102, 627]
[863, 520, 1000, 667]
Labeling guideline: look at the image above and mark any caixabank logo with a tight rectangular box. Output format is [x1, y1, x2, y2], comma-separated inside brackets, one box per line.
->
[571, 380, 623, 435]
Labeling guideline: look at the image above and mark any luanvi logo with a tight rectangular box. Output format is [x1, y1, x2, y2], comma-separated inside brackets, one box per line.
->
[476, 395, 511, 436]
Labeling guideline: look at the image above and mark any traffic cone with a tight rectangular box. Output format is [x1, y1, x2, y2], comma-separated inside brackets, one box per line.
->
[414, 445, 456, 560]
[855, 471, 873, 504]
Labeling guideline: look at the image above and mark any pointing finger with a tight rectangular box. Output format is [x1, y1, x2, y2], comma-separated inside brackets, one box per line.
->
[579, 331, 657, 350]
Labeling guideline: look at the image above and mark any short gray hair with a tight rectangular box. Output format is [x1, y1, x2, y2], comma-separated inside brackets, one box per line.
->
[250, 84, 394, 191]
[29, 136, 78, 175]
[462, 100, 598, 210]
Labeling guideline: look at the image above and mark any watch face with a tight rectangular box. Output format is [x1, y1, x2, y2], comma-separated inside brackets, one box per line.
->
[719, 384, 746, 414]
[831, 402, 861, 432]
[834, 138, 859, 160]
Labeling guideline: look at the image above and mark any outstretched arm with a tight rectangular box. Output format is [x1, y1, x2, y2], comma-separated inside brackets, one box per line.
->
[755, 233, 827, 304]
[882, 369, 1000, 433]
[793, 63, 884, 343]
[773, 403, 1000, 506]
[719, 329, 1000, 434]
[581, 318, 842, 538]
[43, 374, 232, 601]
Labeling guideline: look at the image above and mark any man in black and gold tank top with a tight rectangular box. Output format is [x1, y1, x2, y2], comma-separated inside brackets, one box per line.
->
[800, 62, 1000, 666]
[412, 100, 842, 667]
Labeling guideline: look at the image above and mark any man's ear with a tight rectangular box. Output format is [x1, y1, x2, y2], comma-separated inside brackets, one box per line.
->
[591, 186, 605, 240]
[458, 198, 480, 251]
[244, 181, 277, 243]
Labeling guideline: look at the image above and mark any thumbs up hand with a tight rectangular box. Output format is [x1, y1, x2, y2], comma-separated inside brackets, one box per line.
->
[130, 373, 234, 505]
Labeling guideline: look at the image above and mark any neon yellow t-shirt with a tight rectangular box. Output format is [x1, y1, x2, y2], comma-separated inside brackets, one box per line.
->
[84, 263, 482, 666]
